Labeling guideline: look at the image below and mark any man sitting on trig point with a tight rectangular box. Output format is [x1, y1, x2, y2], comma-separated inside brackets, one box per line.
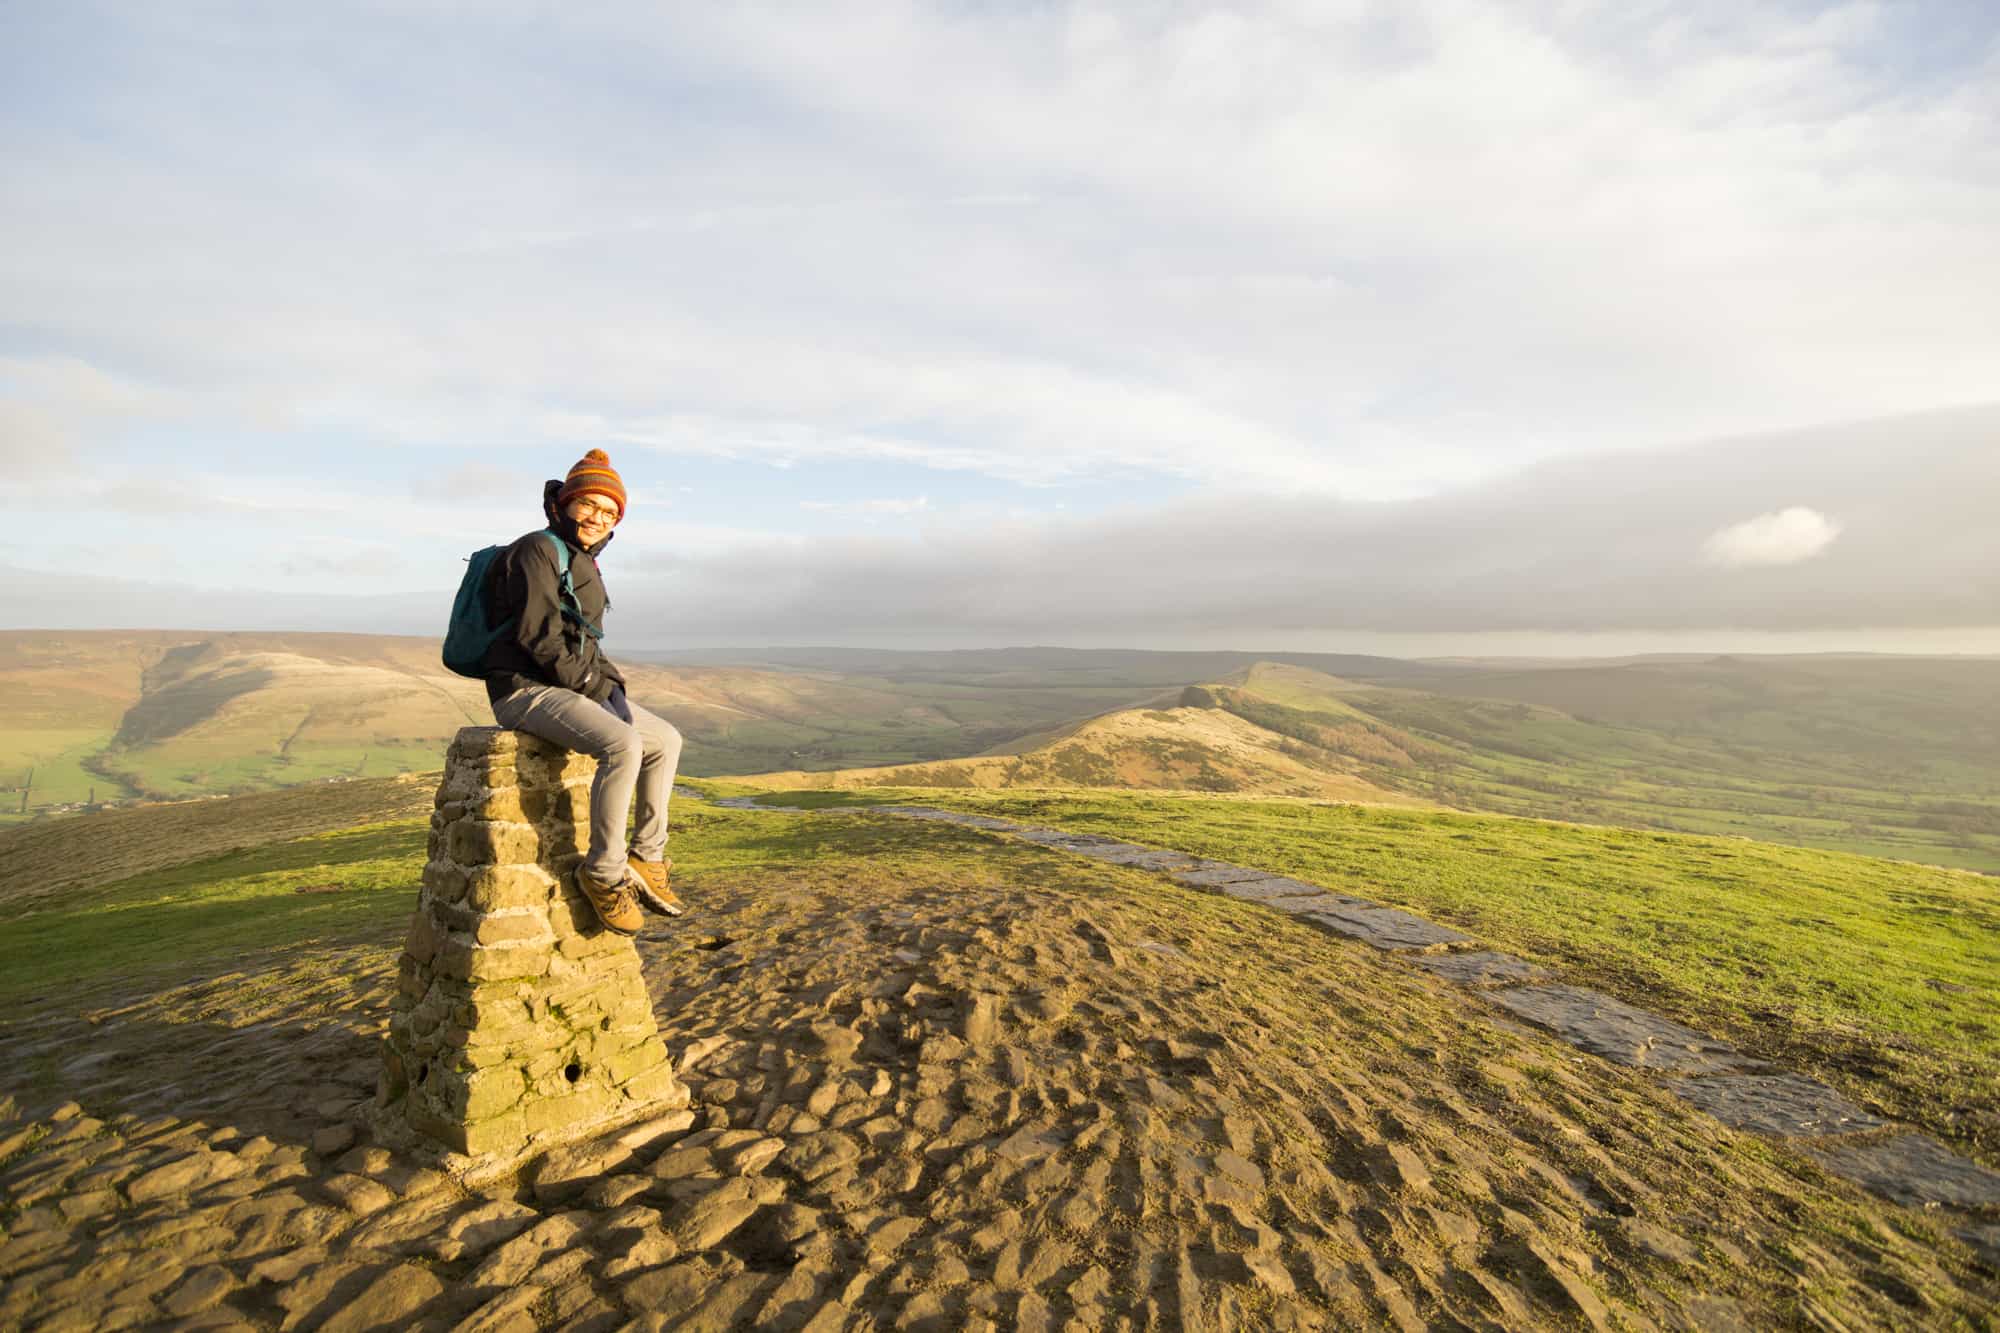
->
[480, 449, 685, 934]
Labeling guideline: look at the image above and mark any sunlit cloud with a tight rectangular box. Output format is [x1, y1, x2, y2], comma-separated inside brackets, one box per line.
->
[1702, 507, 1842, 569]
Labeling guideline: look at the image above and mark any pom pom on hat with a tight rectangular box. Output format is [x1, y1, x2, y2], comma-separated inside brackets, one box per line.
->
[557, 448, 628, 517]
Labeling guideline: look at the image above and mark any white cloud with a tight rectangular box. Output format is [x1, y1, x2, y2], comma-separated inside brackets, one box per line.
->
[1702, 507, 1842, 568]
[3, 2, 1996, 501]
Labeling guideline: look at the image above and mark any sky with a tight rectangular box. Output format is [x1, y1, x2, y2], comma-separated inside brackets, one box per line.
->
[3, 1, 1997, 655]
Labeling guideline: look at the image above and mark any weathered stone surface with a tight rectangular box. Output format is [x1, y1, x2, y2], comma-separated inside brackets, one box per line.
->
[1298, 904, 1475, 951]
[126, 1150, 243, 1203]
[1487, 985, 1757, 1073]
[1216, 875, 1345, 904]
[1812, 1134, 2000, 1209]
[1672, 1074, 1888, 1138]
[1957, 1223, 2000, 1268]
[1061, 843, 1196, 869]
[1412, 951, 1548, 987]
[1007, 827, 1096, 845]
[675, 1179, 764, 1251]
[469, 1212, 589, 1289]
[1167, 861, 1275, 887]
[381, 726, 688, 1160]
[317, 1262, 446, 1333]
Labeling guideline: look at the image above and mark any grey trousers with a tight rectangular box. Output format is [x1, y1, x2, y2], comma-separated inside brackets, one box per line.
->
[491, 684, 684, 882]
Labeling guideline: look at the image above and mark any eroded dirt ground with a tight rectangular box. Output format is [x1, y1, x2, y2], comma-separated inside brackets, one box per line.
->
[1, 818, 1996, 1330]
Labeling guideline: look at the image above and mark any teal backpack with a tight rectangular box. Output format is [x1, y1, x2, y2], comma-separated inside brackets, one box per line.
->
[442, 532, 603, 678]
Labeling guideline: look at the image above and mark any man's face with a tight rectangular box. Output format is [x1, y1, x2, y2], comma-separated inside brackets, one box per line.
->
[566, 495, 621, 543]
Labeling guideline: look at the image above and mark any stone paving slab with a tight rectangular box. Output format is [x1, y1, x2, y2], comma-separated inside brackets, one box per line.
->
[1810, 1135, 2000, 1210]
[1008, 827, 1106, 845]
[1957, 1223, 2000, 1268]
[1063, 845, 1200, 869]
[1267, 893, 1375, 917]
[1488, 985, 1761, 1074]
[1217, 875, 1342, 904]
[1042, 834, 1134, 850]
[1298, 905, 1475, 952]
[1169, 862, 1278, 888]
[1671, 1074, 1887, 1138]
[1411, 951, 1549, 987]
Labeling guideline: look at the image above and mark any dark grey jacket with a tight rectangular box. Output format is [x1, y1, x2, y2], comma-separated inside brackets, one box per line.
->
[480, 481, 628, 706]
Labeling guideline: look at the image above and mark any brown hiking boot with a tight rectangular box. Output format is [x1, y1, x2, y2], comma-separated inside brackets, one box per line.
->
[627, 855, 684, 917]
[575, 863, 643, 937]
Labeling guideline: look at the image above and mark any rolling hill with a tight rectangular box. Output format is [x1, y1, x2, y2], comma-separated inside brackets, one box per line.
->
[10, 634, 2000, 872]
[743, 659, 2000, 873]
[742, 695, 1423, 804]
[0, 632, 1183, 820]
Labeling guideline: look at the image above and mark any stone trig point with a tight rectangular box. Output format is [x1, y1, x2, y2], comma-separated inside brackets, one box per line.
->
[378, 726, 686, 1160]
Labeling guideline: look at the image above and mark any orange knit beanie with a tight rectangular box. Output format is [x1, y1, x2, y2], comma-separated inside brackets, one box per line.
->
[556, 449, 627, 517]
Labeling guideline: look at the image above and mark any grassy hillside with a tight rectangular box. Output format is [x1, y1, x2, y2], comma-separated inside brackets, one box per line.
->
[11, 635, 2000, 877]
[746, 699, 1424, 805]
[626, 664, 1167, 777]
[1192, 662, 2000, 873]
[0, 632, 1184, 822]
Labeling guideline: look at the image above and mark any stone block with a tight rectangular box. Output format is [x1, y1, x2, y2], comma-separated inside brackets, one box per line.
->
[463, 865, 559, 913]
[1488, 985, 1760, 1074]
[523, 1086, 617, 1138]
[1811, 1134, 2000, 1209]
[450, 726, 520, 761]
[606, 1038, 670, 1085]
[421, 859, 469, 905]
[449, 819, 544, 868]
[622, 1065, 692, 1109]
[404, 911, 445, 966]
[1412, 951, 1547, 987]
[449, 1067, 526, 1121]
[471, 786, 534, 824]
[472, 913, 555, 948]
[1673, 1074, 1887, 1138]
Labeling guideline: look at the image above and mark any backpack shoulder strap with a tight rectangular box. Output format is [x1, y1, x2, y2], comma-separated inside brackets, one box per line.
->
[537, 530, 572, 579]
[536, 531, 603, 640]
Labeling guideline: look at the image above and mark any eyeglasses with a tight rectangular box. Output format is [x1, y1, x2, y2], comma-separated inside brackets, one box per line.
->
[572, 501, 621, 524]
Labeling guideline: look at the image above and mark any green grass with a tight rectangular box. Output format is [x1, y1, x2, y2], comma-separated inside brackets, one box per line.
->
[0, 820, 431, 1004]
[732, 782, 2000, 1164]
[1202, 672, 2000, 874]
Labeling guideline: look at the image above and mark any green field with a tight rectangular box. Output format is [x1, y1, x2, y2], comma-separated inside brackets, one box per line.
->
[1188, 664, 2000, 874]
[0, 727, 135, 817]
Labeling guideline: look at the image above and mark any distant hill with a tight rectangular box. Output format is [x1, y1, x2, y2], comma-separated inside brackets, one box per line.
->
[743, 659, 2000, 874]
[0, 631, 1190, 818]
[9, 633, 2000, 871]
[1187, 661, 2000, 873]
[742, 688, 1424, 804]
